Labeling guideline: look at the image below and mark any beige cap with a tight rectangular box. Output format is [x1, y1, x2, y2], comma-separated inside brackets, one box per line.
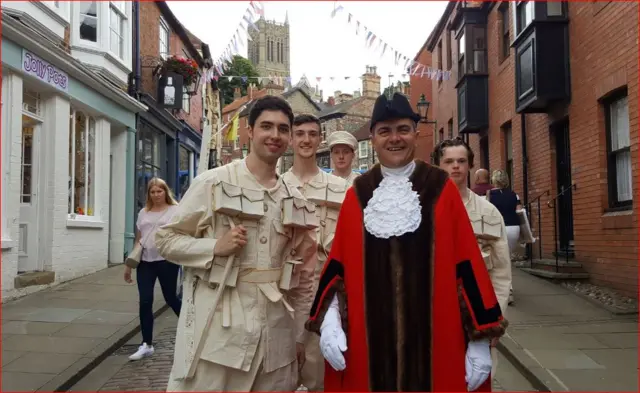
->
[327, 131, 358, 151]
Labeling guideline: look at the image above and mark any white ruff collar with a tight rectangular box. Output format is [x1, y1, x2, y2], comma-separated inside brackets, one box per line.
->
[363, 161, 422, 239]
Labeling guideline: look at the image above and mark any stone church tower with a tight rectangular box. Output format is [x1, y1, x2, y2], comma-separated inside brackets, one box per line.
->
[247, 13, 291, 88]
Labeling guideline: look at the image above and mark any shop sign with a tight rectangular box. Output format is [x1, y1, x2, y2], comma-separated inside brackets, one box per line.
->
[21, 49, 69, 93]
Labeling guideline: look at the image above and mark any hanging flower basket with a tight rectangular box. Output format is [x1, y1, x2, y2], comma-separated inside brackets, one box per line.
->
[161, 56, 199, 86]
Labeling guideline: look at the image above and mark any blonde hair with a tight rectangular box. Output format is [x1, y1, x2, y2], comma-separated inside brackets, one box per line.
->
[145, 177, 178, 210]
[491, 169, 510, 189]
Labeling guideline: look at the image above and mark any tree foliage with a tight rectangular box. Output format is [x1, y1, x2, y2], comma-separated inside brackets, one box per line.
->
[218, 56, 261, 106]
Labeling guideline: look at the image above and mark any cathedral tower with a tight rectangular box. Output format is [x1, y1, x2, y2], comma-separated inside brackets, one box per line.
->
[247, 13, 291, 87]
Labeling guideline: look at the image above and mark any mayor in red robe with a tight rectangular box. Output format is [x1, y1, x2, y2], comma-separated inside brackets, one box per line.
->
[305, 93, 508, 392]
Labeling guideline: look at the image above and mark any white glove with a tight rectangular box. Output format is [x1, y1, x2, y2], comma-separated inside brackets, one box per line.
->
[465, 338, 492, 391]
[319, 294, 347, 371]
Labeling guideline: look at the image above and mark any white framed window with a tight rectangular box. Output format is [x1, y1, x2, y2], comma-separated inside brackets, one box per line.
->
[359, 164, 368, 171]
[358, 140, 368, 158]
[79, 1, 98, 43]
[22, 88, 42, 117]
[234, 135, 240, 150]
[159, 17, 170, 59]
[109, 1, 126, 59]
[182, 87, 190, 113]
[68, 108, 97, 218]
[605, 94, 632, 207]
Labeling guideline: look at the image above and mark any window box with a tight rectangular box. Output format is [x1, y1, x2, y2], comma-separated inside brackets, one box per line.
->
[512, 1, 571, 113]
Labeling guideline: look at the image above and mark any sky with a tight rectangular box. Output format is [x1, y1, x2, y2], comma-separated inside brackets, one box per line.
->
[167, 1, 448, 99]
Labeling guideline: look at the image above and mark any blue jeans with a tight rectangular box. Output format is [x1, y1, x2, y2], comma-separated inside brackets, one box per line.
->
[136, 260, 182, 345]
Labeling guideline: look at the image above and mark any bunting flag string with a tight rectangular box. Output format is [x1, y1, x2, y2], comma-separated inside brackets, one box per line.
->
[205, 1, 265, 83]
[202, 72, 425, 88]
[330, 2, 452, 81]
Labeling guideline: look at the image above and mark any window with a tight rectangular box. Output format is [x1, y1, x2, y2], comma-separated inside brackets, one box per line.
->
[79, 1, 98, 43]
[480, 133, 490, 170]
[137, 124, 163, 212]
[437, 40, 443, 85]
[605, 94, 632, 206]
[109, 1, 125, 59]
[546, 1, 564, 16]
[516, 1, 534, 35]
[159, 18, 169, 59]
[517, 43, 534, 97]
[447, 119, 453, 139]
[503, 123, 513, 190]
[179, 145, 190, 198]
[500, 3, 510, 61]
[358, 141, 368, 158]
[472, 27, 487, 73]
[457, 32, 466, 75]
[359, 164, 368, 171]
[69, 109, 97, 217]
[182, 87, 190, 113]
[446, 30, 452, 70]
[439, 128, 444, 142]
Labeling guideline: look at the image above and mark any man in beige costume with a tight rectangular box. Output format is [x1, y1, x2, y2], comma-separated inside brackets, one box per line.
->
[156, 96, 318, 392]
[327, 131, 360, 186]
[282, 115, 347, 391]
[433, 138, 512, 379]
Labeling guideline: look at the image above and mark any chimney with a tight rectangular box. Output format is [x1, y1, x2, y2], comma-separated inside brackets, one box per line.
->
[353, 90, 361, 98]
[362, 65, 381, 99]
[327, 96, 335, 106]
[234, 87, 242, 100]
[334, 90, 342, 98]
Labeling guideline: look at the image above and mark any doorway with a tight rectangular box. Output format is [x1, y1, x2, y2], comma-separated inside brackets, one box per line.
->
[18, 114, 42, 273]
[553, 119, 574, 253]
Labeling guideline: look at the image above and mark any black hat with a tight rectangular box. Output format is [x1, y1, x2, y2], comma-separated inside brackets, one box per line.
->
[370, 93, 421, 131]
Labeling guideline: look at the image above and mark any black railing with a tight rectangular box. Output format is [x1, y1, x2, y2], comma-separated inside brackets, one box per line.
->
[526, 190, 550, 267]
[547, 183, 577, 272]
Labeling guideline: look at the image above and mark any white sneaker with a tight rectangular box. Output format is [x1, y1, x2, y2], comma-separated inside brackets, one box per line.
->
[129, 343, 154, 361]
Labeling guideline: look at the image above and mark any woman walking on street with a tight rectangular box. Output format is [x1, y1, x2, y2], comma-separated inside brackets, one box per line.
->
[488, 169, 522, 305]
[124, 177, 182, 361]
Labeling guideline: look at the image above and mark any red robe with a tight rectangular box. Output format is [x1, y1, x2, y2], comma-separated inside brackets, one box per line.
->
[305, 161, 507, 392]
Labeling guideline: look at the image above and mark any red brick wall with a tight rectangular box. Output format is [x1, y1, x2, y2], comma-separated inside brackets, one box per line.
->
[430, 2, 638, 296]
[139, 2, 203, 133]
[410, 49, 434, 162]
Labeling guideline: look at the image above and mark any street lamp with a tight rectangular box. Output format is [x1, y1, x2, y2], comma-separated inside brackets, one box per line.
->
[241, 144, 249, 158]
[417, 94, 434, 123]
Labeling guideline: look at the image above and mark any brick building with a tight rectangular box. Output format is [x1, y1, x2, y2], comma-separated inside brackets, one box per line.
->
[424, 1, 638, 296]
[135, 1, 206, 205]
[409, 46, 435, 162]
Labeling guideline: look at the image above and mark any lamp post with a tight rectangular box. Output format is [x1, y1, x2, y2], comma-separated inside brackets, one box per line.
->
[241, 144, 249, 159]
[416, 94, 438, 164]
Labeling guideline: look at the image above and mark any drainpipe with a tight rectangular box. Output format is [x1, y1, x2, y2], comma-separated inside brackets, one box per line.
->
[124, 0, 142, 258]
[520, 113, 529, 206]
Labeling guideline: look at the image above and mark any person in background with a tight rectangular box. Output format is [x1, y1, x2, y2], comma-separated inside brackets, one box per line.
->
[472, 168, 493, 195]
[433, 137, 512, 380]
[124, 177, 182, 361]
[327, 131, 360, 186]
[282, 114, 347, 392]
[487, 169, 522, 306]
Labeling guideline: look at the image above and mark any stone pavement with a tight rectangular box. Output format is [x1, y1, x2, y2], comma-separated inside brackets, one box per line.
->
[498, 268, 638, 392]
[1, 265, 169, 392]
[69, 310, 537, 392]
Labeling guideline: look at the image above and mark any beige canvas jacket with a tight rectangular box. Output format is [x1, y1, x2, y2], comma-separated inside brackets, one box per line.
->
[155, 159, 317, 380]
[463, 189, 512, 316]
[282, 169, 347, 283]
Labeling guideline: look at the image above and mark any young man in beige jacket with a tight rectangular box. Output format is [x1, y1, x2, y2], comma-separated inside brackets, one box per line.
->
[156, 96, 318, 392]
[282, 114, 347, 391]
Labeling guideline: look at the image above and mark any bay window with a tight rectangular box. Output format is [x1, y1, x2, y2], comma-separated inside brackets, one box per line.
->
[109, 1, 126, 59]
[79, 1, 98, 43]
[457, 24, 487, 81]
[516, 1, 534, 35]
[68, 108, 96, 217]
[605, 93, 632, 208]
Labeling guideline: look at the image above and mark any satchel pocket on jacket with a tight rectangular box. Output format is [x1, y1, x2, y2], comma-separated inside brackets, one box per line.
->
[282, 197, 310, 229]
[271, 219, 293, 259]
[212, 180, 243, 217]
[240, 188, 265, 220]
[326, 183, 347, 209]
[469, 212, 484, 237]
[482, 215, 502, 240]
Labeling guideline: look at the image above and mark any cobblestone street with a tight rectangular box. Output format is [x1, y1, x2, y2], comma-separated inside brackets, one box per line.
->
[69, 311, 537, 392]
